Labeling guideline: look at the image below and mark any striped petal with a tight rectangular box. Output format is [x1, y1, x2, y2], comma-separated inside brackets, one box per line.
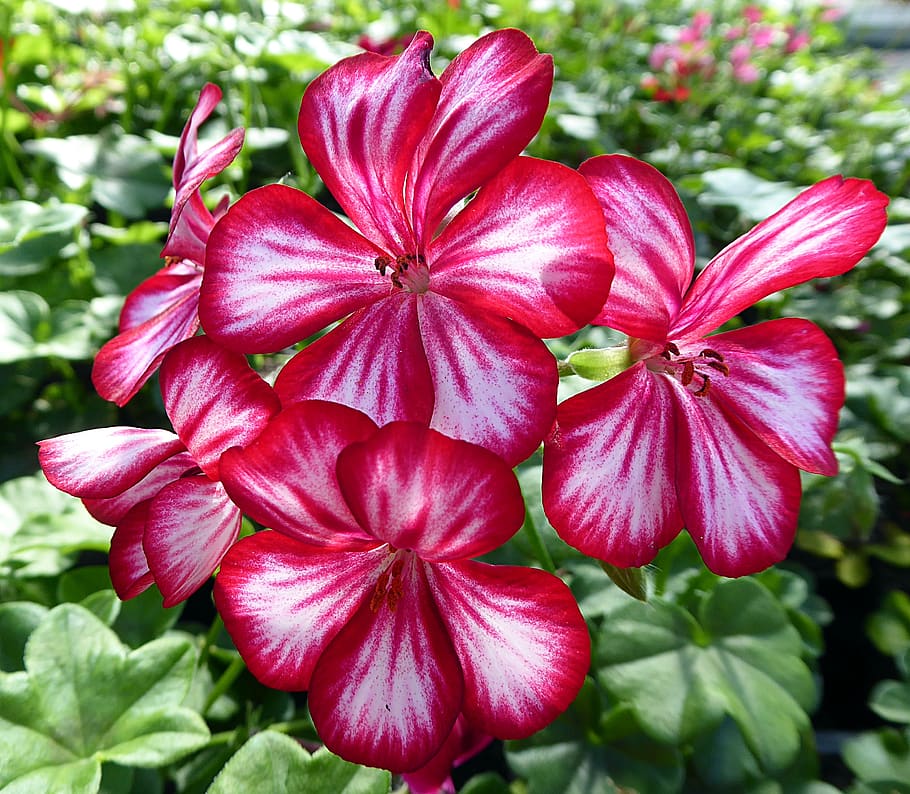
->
[213, 531, 385, 691]
[673, 386, 802, 577]
[429, 157, 613, 337]
[673, 175, 889, 340]
[159, 336, 281, 480]
[409, 29, 553, 245]
[83, 450, 197, 525]
[38, 427, 184, 499]
[335, 422, 525, 561]
[143, 474, 241, 607]
[200, 184, 388, 352]
[299, 32, 440, 252]
[218, 401, 378, 548]
[418, 293, 557, 467]
[426, 560, 589, 738]
[579, 154, 694, 341]
[308, 555, 463, 773]
[167, 83, 244, 251]
[273, 294, 434, 427]
[542, 363, 683, 567]
[109, 501, 154, 601]
[91, 265, 201, 406]
[703, 319, 843, 475]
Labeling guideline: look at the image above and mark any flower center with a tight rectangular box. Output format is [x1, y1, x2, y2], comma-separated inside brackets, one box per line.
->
[647, 342, 730, 397]
[374, 253, 430, 294]
[369, 548, 412, 613]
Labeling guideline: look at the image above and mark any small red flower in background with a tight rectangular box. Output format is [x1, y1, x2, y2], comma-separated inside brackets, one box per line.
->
[40, 336, 280, 605]
[543, 154, 888, 577]
[214, 408, 590, 773]
[200, 29, 613, 466]
[91, 83, 244, 406]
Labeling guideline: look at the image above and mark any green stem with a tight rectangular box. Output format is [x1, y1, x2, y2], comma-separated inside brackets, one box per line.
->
[199, 613, 224, 666]
[557, 358, 575, 377]
[522, 507, 556, 574]
[203, 655, 246, 717]
[268, 719, 321, 740]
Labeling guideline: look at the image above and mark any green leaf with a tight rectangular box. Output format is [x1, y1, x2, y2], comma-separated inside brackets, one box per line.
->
[691, 168, 802, 222]
[0, 201, 88, 276]
[595, 579, 815, 774]
[867, 590, 910, 657]
[0, 604, 209, 793]
[0, 602, 48, 672]
[843, 727, 910, 787]
[0, 473, 111, 578]
[870, 680, 910, 724]
[207, 733, 390, 794]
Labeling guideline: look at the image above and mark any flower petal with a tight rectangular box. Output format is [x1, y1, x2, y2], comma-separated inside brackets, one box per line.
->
[702, 319, 843, 475]
[213, 530, 385, 690]
[108, 501, 154, 600]
[160, 193, 215, 264]
[83, 450, 197, 525]
[579, 154, 695, 340]
[673, 175, 889, 339]
[402, 714, 492, 794]
[543, 363, 683, 567]
[143, 475, 241, 607]
[274, 294, 434, 427]
[117, 261, 201, 332]
[426, 560, 589, 738]
[218, 401, 378, 548]
[159, 335, 281, 480]
[409, 29, 553, 245]
[429, 157, 613, 337]
[167, 83, 244, 248]
[200, 184, 388, 352]
[91, 266, 201, 407]
[38, 427, 184, 499]
[418, 294, 557, 466]
[672, 385, 802, 577]
[335, 422, 525, 561]
[299, 31, 441, 252]
[308, 555, 463, 773]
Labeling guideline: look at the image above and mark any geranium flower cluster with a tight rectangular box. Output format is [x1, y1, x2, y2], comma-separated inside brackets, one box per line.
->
[641, 5, 821, 101]
[39, 26, 887, 786]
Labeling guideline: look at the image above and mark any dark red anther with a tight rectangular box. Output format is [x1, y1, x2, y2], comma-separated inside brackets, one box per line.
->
[681, 361, 695, 386]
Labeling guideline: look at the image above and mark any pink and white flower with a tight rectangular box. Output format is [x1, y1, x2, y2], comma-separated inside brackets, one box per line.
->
[91, 83, 244, 406]
[40, 336, 280, 605]
[199, 29, 613, 466]
[543, 155, 888, 577]
[213, 408, 590, 772]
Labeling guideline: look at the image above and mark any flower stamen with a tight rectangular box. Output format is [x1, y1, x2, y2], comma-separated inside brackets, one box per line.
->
[650, 343, 730, 397]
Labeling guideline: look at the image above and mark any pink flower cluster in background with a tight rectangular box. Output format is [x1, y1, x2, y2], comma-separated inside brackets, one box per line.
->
[39, 21, 885, 789]
[641, 4, 827, 101]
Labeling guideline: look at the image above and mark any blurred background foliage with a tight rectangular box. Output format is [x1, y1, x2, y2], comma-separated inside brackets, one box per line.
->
[1, 0, 909, 791]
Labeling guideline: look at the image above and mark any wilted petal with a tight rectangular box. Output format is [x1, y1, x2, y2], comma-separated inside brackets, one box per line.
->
[219, 401, 378, 548]
[91, 267, 201, 407]
[579, 154, 694, 340]
[418, 294, 557, 466]
[274, 294, 434, 427]
[308, 555, 463, 773]
[427, 560, 589, 738]
[429, 157, 613, 337]
[299, 32, 440, 251]
[38, 427, 184, 499]
[159, 336, 281, 480]
[543, 364, 683, 567]
[673, 385, 802, 577]
[143, 474, 241, 607]
[200, 184, 390, 352]
[703, 319, 843, 475]
[336, 422, 525, 561]
[109, 501, 155, 600]
[83, 450, 197, 525]
[409, 29, 553, 245]
[673, 175, 889, 339]
[214, 531, 385, 690]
